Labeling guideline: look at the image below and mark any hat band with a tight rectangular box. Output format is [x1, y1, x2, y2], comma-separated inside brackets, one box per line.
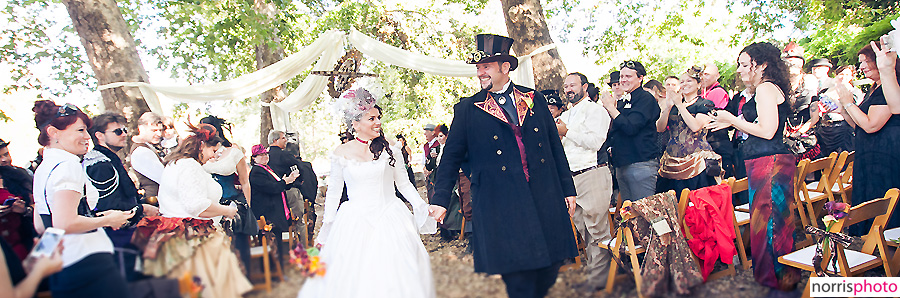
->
[466, 50, 511, 64]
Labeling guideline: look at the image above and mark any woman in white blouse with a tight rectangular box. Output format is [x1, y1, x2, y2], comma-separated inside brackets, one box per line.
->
[154, 123, 251, 298]
[31, 100, 133, 298]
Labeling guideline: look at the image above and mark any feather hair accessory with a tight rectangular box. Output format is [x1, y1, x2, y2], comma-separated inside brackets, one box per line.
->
[333, 87, 378, 132]
[186, 122, 217, 142]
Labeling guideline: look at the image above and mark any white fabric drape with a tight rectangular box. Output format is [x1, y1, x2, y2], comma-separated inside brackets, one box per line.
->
[98, 30, 344, 114]
[98, 30, 557, 125]
[348, 29, 475, 77]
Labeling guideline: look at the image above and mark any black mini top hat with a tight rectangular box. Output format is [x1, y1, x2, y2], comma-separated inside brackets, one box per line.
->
[809, 58, 833, 69]
[466, 34, 519, 71]
[541, 90, 564, 107]
[607, 71, 620, 86]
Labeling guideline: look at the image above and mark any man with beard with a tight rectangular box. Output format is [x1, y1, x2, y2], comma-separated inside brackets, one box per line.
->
[129, 112, 165, 203]
[559, 72, 613, 293]
[84, 112, 159, 280]
[431, 34, 577, 298]
[599, 61, 661, 202]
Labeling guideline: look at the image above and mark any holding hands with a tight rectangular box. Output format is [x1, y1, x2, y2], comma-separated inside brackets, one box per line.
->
[428, 205, 446, 224]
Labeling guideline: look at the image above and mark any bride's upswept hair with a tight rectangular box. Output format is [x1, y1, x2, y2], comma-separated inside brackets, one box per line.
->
[337, 88, 396, 167]
[348, 105, 396, 167]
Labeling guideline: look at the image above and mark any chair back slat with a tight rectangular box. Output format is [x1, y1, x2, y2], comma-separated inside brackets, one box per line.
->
[844, 194, 895, 227]
[801, 154, 836, 192]
[728, 177, 749, 194]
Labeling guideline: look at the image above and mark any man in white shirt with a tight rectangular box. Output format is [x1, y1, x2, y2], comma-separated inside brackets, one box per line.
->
[129, 112, 164, 200]
[558, 72, 613, 292]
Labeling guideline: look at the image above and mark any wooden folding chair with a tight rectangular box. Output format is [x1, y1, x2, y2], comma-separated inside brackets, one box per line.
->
[608, 192, 623, 234]
[833, 151, 854, 203]
[559, 217, 585, 272]
[250, 216, 284, 293]
[807, 151, 851, 204]
[726, 177, 756, 268]
[678, 185, 748, 279]
[733, 177, 750, 212]
[794, 155, 837, 229]
[779, 188, 900, 298]
[600, 191, 680, 297]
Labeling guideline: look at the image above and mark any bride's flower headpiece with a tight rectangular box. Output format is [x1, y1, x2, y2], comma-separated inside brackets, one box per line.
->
[333, 87, 378, 131]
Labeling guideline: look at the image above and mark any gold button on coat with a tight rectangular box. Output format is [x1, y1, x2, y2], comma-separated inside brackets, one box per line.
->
[534, 127, 539, 132]
[541, 158, 546, 163]
[493, 135, 498, 140]
[496, 150, 502, 155]
[538, 143, 542, 147]
[501, 166, 507, 171]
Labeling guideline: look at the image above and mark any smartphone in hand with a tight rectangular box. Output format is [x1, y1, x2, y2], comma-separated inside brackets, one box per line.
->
[30, 227, 64, 258]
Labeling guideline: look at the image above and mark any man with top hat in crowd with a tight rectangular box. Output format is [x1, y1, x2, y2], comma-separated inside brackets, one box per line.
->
[559, 72, 613, 293]
[430, 33, 578, 298]
[598, 61, 661, 202]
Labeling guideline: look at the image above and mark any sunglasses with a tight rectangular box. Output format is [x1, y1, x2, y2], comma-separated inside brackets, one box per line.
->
[108, 128, 127, 136]
[57, 103, 78, 118]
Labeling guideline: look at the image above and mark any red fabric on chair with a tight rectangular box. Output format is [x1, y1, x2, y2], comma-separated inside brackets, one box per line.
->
[682, 184, 737, 280]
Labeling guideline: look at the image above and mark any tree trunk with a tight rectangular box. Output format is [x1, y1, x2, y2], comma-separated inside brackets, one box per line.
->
[254, 0, 286, 145]
[500, 0, 567, 93]
[61, 0, 151, 132]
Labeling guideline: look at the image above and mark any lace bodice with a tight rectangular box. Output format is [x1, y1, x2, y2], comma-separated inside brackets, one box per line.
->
[318, 146, 435, 243]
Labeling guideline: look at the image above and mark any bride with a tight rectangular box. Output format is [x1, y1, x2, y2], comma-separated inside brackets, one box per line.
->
[298, 88, 441, 297]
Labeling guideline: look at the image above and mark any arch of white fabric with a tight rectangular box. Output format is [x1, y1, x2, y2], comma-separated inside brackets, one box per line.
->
[98, 29, 556, 132]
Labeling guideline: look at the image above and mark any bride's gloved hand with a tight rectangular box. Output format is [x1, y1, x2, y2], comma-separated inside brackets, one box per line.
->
[428, 205, 447, 224]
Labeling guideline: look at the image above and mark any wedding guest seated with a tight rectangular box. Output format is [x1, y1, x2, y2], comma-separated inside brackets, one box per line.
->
[138, 123, 251, 298]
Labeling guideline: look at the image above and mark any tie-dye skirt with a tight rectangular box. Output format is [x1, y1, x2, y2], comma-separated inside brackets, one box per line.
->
[745, 154, 801, 291]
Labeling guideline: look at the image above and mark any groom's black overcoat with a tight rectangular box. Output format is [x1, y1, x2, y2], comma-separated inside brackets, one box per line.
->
[432, 83, 578, 275]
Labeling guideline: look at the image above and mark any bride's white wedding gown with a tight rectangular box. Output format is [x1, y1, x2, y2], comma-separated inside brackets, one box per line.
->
[298, 147, 437, 298]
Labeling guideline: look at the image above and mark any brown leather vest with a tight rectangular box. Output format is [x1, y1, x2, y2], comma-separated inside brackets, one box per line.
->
[130, 142, 163, 197]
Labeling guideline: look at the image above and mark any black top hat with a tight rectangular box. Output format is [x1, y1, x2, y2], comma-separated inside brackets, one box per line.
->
[809, 58, 833, 69]
[466, 34, 519, 71]
[608, 71, 620, 86]
[0, 138, 8, 148]
[541, 90, 564, 107]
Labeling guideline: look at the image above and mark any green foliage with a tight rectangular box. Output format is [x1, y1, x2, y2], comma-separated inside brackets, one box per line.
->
[0, 0, 94, 96]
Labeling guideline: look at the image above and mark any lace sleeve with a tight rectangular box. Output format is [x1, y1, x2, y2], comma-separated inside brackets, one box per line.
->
[316, 154, 345, 245]
[177, 160, 213, 217]
[392, 147, 437, 234]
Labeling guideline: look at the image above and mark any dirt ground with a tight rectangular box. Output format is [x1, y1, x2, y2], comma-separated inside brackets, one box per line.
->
[246, 186, 808, 298]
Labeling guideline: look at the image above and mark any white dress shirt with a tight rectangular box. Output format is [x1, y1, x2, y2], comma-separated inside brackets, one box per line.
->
[560, 98, 611, 171]
[32, 148, 113, 267]
[131, 145, 164, 183]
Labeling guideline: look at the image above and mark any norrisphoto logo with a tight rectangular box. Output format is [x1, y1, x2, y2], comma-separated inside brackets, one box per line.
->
[810, 277, 900, 297]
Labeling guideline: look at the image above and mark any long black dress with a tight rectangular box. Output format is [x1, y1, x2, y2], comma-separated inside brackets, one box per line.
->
[849, 83, 900, 236]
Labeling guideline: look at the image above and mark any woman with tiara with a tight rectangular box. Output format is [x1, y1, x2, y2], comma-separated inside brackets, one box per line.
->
[297, 88, 441, 298]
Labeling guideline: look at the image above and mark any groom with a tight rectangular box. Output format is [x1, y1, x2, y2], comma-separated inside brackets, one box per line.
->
[430, 34, 578, 297]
